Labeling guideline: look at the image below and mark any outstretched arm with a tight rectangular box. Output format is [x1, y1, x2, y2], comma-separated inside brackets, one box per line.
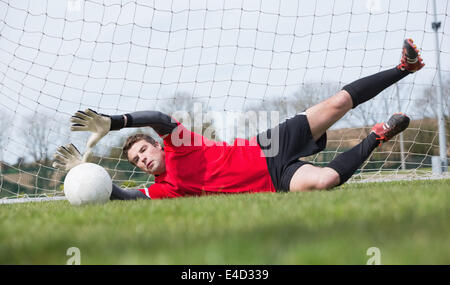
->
[71, 110, 177, 145]
[70, 109, 178, 158]
[109, 110, 178, 136]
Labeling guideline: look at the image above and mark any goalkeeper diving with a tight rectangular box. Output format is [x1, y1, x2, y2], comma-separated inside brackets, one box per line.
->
[53, 39, 424, 200]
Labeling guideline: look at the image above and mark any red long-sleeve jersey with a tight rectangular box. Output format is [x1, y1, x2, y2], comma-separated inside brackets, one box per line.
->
[138, 122, 276, 199]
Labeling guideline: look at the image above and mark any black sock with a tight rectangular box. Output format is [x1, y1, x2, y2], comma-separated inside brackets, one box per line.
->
[327, 133, 380, 186]
[343, 67, 409, 108]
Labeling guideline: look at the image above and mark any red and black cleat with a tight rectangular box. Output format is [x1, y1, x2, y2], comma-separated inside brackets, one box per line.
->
[371, 113, 410, 145]
[397, 38, 425, 73]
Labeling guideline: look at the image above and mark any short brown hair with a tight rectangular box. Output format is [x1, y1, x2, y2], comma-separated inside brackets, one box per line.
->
[122, 134, 158, 162]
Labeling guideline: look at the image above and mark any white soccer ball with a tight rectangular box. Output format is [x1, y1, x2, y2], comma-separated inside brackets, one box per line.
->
[64, 163, 112, 206]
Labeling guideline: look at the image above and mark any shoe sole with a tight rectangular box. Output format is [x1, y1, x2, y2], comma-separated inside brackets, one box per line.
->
[385, 113, 410, 140]
[404, 39, 419, 61]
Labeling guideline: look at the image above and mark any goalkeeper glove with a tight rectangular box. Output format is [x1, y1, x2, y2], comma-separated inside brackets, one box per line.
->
[52, 143, 85, 171]
[70, 108, 112, 149]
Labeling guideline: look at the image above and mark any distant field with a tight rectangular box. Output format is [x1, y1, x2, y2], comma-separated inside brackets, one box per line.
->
[0, 179, 449, 264]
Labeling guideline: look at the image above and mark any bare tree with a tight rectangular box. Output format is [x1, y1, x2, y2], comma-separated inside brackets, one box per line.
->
[292, 83, 338, 112]
[22, 113, 53, 165]
[225, 83, 335, 141]
[0, 112, 12, 170]
[160, 92, 217, 140]
[245, 82, 339, 131]
[414, 77, 450, 119]
[350, 101, 378, 128]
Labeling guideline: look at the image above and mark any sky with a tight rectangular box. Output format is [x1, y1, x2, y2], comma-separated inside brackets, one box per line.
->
[0, 0, 449, 165]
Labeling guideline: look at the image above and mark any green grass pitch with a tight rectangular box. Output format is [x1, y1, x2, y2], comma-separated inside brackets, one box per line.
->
[1, 179, 449, 264]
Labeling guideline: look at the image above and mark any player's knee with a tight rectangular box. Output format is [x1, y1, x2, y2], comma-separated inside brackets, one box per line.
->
[289, 167, 340, 191]
[332, 91, 353, 111]
[315, 170, 340, 190]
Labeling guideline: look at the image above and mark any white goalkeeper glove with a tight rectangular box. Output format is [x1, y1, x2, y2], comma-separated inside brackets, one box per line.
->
[52, 143, 85, 171]
[70, 109, 111, 158]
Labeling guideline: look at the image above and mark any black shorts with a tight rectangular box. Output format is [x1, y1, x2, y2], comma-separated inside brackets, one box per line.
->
[256, 113, 327, 192]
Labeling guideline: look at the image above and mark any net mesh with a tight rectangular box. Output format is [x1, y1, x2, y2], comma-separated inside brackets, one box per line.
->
[0, 0, 449, 199]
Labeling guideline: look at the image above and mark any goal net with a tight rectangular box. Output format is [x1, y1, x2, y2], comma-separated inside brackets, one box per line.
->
[1, 0, 449, 200]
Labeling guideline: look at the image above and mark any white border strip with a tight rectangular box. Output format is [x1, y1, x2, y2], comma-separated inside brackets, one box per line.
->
[0, 196, 67, 205]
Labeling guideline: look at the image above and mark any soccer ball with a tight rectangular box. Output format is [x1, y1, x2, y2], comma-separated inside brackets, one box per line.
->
[64, 163, 112, 206]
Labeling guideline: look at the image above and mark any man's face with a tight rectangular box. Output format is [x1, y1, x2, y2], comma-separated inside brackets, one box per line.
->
[128, 139, 166, 175]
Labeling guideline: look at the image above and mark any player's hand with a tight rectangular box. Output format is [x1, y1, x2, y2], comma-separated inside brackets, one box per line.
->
[52, 143, 85, 171]
[70, 109, 111, 149]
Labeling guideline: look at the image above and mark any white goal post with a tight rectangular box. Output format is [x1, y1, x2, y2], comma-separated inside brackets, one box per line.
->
[0, 0, 449, 201]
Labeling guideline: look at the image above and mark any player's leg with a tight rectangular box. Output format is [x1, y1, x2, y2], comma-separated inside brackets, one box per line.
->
[289, 164, 340, 191]
[306, 39, 424, 142]
[305, 90, 353, 141]
[290, 113, 410, 191]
